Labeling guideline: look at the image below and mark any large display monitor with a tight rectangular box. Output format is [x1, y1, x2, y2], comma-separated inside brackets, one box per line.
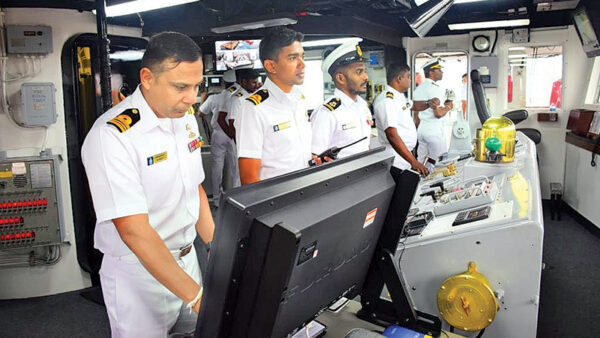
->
[215, 39, 263, 71]
[572, 7, 600, 58]
[195, 149, 400, 337]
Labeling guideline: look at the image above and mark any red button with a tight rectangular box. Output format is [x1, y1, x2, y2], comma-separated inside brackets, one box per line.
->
[27, 200, 33, 207]
[1, 202, 6, 208]
[8, 218, 14, 224]
[42, 199, 47, 206]
[15, 233, 21, 239]
[0, 234, 4, 241]
[31, 231, 36, 238]
[32, 200, 38, 206]
[19, 217, 24, 224]
[0, 219, 4, 225]
[16, 201, 22, 207]
[25, 232, 31, 238]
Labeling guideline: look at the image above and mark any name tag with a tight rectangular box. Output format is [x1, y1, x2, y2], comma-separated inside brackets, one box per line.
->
[273, 121, 291, 132]
[188, 137, 204, 153]
[147, 151, 168, 166]
[342, 122, 357, 130]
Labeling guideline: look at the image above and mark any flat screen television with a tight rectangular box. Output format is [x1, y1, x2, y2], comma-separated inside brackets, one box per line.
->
[195, 149, 406, 337]
[215, 39, 263, 71]
[572, 7, 600, 58]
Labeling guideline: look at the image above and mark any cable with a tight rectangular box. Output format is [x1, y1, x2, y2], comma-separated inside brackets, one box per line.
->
[0, 244, 62, 268]
[476, 328, 486, 338]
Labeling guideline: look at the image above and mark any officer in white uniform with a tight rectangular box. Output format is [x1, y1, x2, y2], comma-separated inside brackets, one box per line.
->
[81, 32, 214, 337]
[224, 69, 261, 144]
[237, 27, 323, 185]
[200, 71, 239, 206]
[310, 41, 372, 158]
[413, 58, 453, 162]
[373, 63, 428, 175]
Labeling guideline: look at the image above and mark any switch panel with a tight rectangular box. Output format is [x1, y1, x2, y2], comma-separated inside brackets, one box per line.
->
[0, 155, 64, 249]
[6, 25, 53, 54]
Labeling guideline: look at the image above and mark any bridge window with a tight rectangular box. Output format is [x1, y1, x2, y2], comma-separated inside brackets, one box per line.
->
[507, 45, 563, 109]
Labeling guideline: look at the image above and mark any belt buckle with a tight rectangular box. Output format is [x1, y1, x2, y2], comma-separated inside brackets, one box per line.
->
[179, 244, 193, 258]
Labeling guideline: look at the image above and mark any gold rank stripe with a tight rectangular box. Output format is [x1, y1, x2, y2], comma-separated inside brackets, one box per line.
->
[273, 121, 291, 132]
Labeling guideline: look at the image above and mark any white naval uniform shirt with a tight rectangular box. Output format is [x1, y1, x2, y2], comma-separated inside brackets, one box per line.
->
[203, 84, 240, 133]
[237, 77, 312, 180]
[413, 78, 447, 127]
[224, 86, 249, 123]
[373, 86, 417, 170]
[310, 88, 372, 158]
[228, 89, 250, 145]
[199, 93, 222, 132]
[81, 87, 205, 257]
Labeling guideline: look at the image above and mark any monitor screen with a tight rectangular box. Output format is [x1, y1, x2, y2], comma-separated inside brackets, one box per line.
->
[209, 77, 221, 84]
[195, 149, 397, 337]
[572, 7, 600, 58]
[215, 39, 263, 71]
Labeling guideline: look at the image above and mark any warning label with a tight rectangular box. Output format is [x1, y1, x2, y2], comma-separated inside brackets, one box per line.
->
[363, 208, 378, 228]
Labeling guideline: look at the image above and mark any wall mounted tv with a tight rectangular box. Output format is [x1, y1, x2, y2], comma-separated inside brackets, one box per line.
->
[572, 7, 600, 58]
[215, 39, 263, 71]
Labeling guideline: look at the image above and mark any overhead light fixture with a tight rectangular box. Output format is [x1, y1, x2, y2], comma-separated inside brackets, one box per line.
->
[454, 0, 487, 3]
[509, 46, 526, 51]
[510, 63, 527, 67]
[302, 37, 363, 48]
[93, 0, 198, 17]
[508, 54, 528, 58]
[405, 0, 455, 38]
[211, 16, 297, 34]
[109, 50, 145, 61]
[414, 0, 432, 5]
[448, 18, 530, 30]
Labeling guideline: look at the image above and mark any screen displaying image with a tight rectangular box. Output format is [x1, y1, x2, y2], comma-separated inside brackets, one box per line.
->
[215, 39, 263, 71]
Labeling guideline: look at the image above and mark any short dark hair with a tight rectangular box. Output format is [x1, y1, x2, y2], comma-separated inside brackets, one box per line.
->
[259, 27, 304, 64]
[386, 63, 411, 83]
[236, 68, 260, 80]
[141, 31, 202, 74]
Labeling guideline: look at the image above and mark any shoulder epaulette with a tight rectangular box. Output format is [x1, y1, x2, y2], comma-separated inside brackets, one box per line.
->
[107, 108, 140, 133]
[228, 86, 236, 93]
[186, 107, 195, 115]
[235, 92, 243, 98]
[386, 91, 394, 99]
[246, 89, 269, 106]
[323, 98, 341, 111]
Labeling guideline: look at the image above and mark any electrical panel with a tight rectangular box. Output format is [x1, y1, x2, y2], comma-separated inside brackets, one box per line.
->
[471, 56, 499, 88]
[0, 155, 65, 249]
[6, 25, 53, 54]
[19, 83, 57, 127]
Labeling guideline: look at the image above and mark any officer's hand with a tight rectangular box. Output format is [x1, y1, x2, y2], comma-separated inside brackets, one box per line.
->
[428, 98, 441, 108]
[411, 161, 429, 175]
[311, 154, 323, 165]
[323, 156, 333, 163]
[193, 298, 202, 314]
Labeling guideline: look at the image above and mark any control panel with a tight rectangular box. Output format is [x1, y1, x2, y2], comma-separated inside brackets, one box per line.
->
[0, 156, 64, 249]
[433, 176, 501, 216]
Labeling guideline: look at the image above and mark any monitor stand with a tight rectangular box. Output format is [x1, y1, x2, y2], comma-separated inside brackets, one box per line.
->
[357, 168, 442, 337]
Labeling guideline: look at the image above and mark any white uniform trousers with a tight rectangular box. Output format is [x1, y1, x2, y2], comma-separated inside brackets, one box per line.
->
[210, 130, 240, 205]
[100, 246, 201, 338]
[417, 121, 447, 163]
